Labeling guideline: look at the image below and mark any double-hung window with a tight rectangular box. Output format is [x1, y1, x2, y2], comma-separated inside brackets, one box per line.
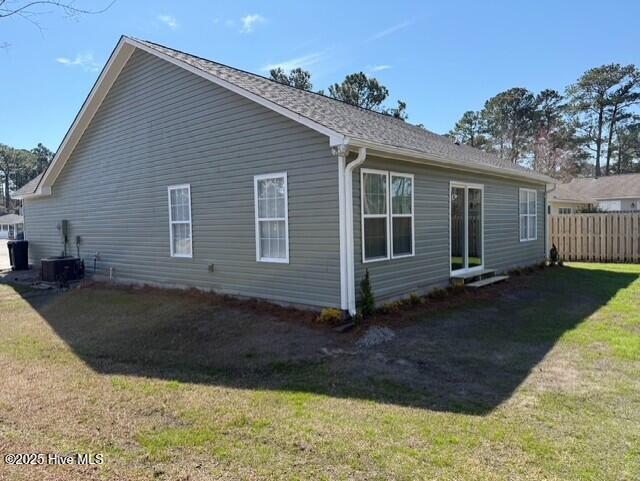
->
[362, 170, 389, 261]
[391, 173, 414, 257]
[254, 173, 289, 263]
[361, 169, 414, 262]
[519, 188, 537, 241]
[168, 184, 193, 257]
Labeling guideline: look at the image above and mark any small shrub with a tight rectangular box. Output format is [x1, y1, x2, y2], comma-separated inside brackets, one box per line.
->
[448, 284, 465, 295]
[509, 268, 522, 276]
[429, 287, 448, 300]
[525, 266, 536, 274]
[379, 301, 402, 314]
[358, 269, 375, 319]
[408, 292, 424, 305]
[537, 261, 546, 270]
[316, 308, 343, 326]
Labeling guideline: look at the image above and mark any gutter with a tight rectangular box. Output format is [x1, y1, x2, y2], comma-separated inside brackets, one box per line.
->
[348, 138, 554, 185]
[13, 186, 51, 201]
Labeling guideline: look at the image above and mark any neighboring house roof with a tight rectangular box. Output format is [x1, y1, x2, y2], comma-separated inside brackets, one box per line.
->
[550, 173, 640, 204]
[15, 36, 553, 199]
[13, 172, 44, 198]
[549, 183, 594, 204]
[0, 214, 24, 225]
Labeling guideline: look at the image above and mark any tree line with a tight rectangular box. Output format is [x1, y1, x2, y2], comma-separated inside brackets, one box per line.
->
[448, 64, 640, 179]
[0, 143, 53, 211]
[271, 63, 640, 180]
[3, 63, 636, 212]
[269, 67, 408, 120]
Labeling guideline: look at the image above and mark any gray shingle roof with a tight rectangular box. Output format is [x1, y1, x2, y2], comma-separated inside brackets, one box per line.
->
[13, 172, 43, 197]
[550, 183, 594, 203]
[135, 39, 545, 181]
[17, 37, 551, 198]
[550, 173, 640, 203]
[0, 213, 24, 224]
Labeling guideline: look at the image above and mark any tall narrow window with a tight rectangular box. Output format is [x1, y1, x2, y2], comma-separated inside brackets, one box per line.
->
[519, 188, 537, 241]
[362, 170, 389, 261]
[391, 173, 414, 257]
[168, 184, 193, 257]
[254, 173, 289, 263]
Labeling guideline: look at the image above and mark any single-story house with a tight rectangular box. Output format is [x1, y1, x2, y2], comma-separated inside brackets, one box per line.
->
[0, 213, 24, 240]
[14, 36, 554, 314]
[549, 173, 640, 214]
[548, 184, 592, 215]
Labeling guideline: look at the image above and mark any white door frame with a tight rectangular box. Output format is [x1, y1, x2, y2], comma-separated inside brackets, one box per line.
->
[449, 181, 485, 275]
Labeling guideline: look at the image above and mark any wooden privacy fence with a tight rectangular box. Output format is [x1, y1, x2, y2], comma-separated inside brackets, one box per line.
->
[550, 213, 640, 262]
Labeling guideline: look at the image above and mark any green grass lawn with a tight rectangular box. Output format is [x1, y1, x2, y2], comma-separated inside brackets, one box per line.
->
[0, 263, 639, 480]
[450, 256, 482, 270]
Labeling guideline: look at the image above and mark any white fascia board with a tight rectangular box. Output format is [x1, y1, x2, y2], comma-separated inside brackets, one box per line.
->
[593, 195, 640, 200]
[13, 186, 51, 200]
[27, 36, 343, 199]
[348, 138, 555, 185]
[34, 37, 136, 197]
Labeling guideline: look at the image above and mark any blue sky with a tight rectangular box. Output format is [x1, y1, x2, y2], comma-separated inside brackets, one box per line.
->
[2, 0, 639, 151]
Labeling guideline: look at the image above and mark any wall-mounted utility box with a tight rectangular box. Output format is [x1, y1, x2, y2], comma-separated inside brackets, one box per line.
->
[59, 219, 69, 238]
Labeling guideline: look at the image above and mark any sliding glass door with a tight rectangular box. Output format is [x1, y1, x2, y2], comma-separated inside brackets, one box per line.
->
[450, 183, 483, 273]
[450, 187, 466, 272]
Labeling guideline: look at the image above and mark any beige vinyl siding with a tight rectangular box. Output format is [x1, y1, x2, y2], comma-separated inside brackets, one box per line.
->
[352, 156, 547, 303]
[24, 49, 341, 308]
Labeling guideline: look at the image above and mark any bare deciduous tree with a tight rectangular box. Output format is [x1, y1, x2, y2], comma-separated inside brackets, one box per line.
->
[0, 0, 114, 37]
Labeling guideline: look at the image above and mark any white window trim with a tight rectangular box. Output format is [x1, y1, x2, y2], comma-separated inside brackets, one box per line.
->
[361, 169, 390, 263]
[361, 168, 415, 263]
[519, 188, 537, 242]
[390, 171, 415, 259]
[254, 172, 289, 264]
[167, 184, 193, 258]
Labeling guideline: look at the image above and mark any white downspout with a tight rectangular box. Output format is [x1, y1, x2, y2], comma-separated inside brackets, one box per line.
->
[337, 148, 348, 311]
[344, 147, 367, 316]
[545, 183, 557, 260]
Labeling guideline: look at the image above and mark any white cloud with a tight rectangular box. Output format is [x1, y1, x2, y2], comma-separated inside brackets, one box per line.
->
[368, 21, 412, 41]
[370, 64, 392, 72]
[261, 51, 325, 72]
[55, 52, 100, 72]
[240, 14, 265, 33]
[157, 14, 178, 29]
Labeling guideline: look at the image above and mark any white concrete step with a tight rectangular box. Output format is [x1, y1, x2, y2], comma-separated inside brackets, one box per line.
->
[466, 275, 509, 288]
[451, 269, 496, 287]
